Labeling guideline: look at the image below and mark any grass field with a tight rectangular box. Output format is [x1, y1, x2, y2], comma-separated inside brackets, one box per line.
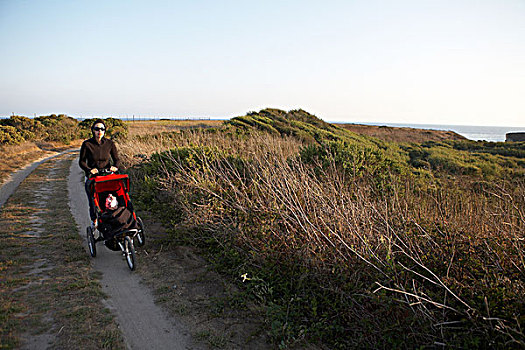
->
[117, 109, 524, 348]
[338, 123, 466, 143]
[2, 113, 522, 348]
[125, 119, 224, 136]
[0, 118, 222, 184]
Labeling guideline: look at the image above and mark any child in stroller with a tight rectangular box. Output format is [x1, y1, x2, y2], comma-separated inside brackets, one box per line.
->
[86, 171, 145, 270]
[99, 193, 137, 242]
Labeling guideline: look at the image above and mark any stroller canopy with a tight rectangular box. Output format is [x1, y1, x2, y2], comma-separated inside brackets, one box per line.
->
[92, 174, 130, 193]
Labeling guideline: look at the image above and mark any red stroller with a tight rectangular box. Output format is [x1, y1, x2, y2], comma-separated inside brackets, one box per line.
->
[86, 170, 145, 270]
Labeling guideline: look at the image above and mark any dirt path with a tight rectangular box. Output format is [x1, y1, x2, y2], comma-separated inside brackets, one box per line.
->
[0, 153, 202, 349]
[0, 149, 77, 208]
[67, 157, 201, 350]
[1, 152, 271, 349]
[1, 152, 124, 349]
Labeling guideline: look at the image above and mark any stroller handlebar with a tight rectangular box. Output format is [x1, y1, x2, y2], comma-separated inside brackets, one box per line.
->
[89, 168, 119, 178]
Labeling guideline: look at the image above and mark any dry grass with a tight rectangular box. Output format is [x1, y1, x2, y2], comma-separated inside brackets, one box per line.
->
[125, 119, 224, 137]
[0, 140, 82, 185]
[339, 123, 466, 143]
[117, 127, 300, 169]
[120, 128, 524, 347]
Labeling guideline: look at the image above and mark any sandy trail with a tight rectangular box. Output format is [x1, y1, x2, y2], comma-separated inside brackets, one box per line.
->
[0, 152, 204, 349]
[0, 150, 77, 209]
[66, 157, 200, 350]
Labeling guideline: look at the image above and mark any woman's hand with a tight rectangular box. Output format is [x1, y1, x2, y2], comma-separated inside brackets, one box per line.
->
[90, 168, 99, 175]
[110, 166, 118, 172]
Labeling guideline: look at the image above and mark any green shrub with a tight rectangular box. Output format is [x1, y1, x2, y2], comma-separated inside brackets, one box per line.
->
[0, 125, 25, 145]
[0, 115, 40, 140]
[0, 114, 92, 145]
[407, 141, 523, 179]
[452, 139, 525, 158]
[299, 140, 403, 193]
[34, 114, 80, 144]
[426, 147, 481, 175]
[123, 110, 525, 348]
[78, 117, 129, 140]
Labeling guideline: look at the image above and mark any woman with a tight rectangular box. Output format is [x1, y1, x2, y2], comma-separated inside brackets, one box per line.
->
[79, 119, 120, 228]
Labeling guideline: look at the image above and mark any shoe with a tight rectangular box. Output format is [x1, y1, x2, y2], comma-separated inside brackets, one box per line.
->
[91, 220, 101, 240]
[93, 228, 101, 240]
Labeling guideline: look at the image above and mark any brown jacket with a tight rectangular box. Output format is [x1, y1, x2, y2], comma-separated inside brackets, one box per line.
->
[79, 137, 120, 176]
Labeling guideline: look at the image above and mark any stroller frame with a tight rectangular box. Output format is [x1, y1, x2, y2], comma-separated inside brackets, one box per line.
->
[86, 171, 145, 271]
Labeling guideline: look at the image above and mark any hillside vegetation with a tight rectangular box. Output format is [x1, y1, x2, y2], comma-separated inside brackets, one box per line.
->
[339, 123, 466, 143]
[0, 116, 131, 184]
[0, 115, 129, 146]
[0, 115, 81, 145]
[119, 109, 523, 348]
[125, 119, 223, 136]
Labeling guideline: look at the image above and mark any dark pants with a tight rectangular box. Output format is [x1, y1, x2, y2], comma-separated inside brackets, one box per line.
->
[85, 177, 96, 221]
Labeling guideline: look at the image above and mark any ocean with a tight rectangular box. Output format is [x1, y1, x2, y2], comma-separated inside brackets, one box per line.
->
[351, 122, 525, 142]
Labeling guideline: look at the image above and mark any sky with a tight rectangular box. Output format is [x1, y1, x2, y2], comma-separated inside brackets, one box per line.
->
[0, 0, 524, 127]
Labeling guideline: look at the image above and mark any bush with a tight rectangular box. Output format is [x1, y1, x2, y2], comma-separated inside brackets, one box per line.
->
[35, 114, 80, 144]
[0, 114, 90, 145]
[0, 125, 25, 145]
[407, 142, 523, 179]
[78, 118, 129, 140]
[121, 110, 525, 348]
[425, 147, 481, 175]
[0, 116, 40, 140]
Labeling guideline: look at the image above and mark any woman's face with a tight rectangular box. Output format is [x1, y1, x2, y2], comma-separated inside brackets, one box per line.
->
[93, 123, 106, 139]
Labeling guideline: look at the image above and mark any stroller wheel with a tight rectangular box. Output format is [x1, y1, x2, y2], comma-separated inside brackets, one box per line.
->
[135, 217, 146, 247]
[124, 236, 136, 271]
[87, 226, 96, 257]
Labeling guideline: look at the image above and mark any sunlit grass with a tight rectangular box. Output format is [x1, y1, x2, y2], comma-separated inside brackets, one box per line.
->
[120, 109, 524, 348]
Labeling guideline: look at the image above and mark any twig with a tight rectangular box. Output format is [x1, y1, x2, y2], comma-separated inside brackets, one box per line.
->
[373, 282, 461, 314]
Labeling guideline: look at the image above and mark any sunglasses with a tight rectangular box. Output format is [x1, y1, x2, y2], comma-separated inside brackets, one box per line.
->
[93, 127, 106, 132]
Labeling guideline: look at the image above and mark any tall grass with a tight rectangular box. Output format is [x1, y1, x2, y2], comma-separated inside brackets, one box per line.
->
[124, 120, 223, 136]
[119, 126, 524, 347]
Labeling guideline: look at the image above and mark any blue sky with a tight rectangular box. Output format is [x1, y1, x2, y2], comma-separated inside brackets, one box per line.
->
[1, 0, 524, 126]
